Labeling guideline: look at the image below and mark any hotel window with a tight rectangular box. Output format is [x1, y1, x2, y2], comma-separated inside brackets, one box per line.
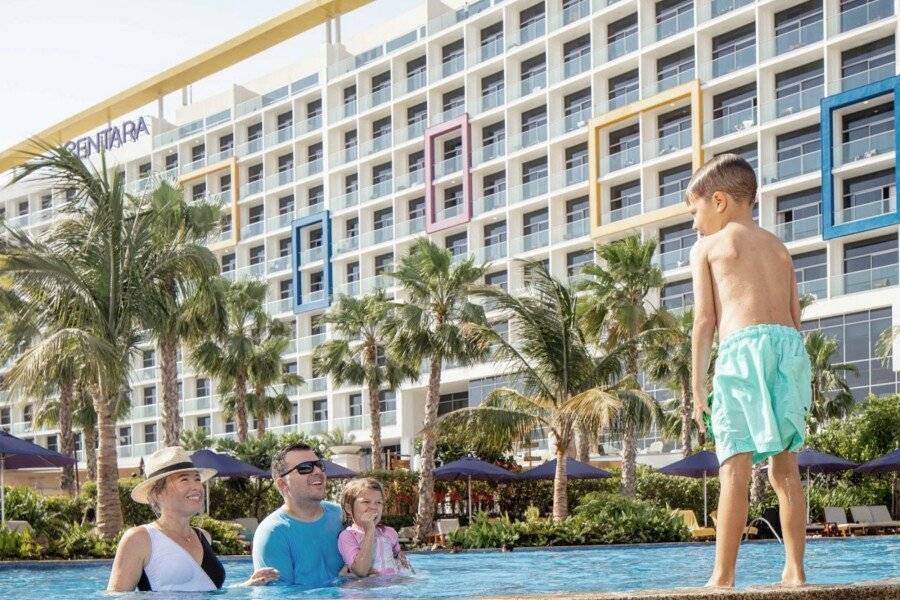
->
[774, 61, 824, 107]
[348, 393, 362, 418]
[408, 151, 425, 178]
[407, 102, 427, 127]
[119, 427, 132, 447]
[346, 217, 359, 239]
[143, 386, 156, 406]
[841, 170, 895, 223]
[775, 126, 820, 171]
[45, 434, 58, 453]
[444, 184, 464, 215]
[610, 180, 641, 220]
[142, 349, 155, 369]
[22, 404, 33, 425]
[310, 315, 325, 337]
[279, 279, 292, 299]
[374, 253, 393, 276]
[221, 252, 236, 273]
[309, 271, 324, 294]
[480, 22, 503, 58]
[777, 189, 821, 241]
[438, 391, 469, 416]
[521, 105, 547, 135]
[567, 196, 589, 224]
[565, 143, 589, 171]
[248, 204, 264, 225]
[711, 24, 755, 77]
[562, 34, 590, 70]
[442, 38, 464, 70]
[481, 71, 504, 105]
[343, 85, 357, 110]
[219, 134, 233, 152]
[346, 261, 360, 285]
[196, 378, 210, 398]
[407, 56, 426, 80]
[608, 69, 639, 109]
[485, 270, 508, 291]
[379, 390, 396, 413]
[276, 111, 292, 131]
[484, 171, 506, 198]
[345, 173, 358, 194]
[249, 245, 265, 266]
[196, 416, 210, 433]
[278, 195, 294, 216]
[372, 70, 390, 93]
[445, 232, 468, 260]
[793, 250, 827, 299]
[247, 122, 262, 142]
[191, 144, 204, 163]
[374, 207, 393, 231]
[657, 47, 694, 91]
[442, 88, 465, 114]
[373, 116, 391, 141]
[774, 1, 823, 56]
[610, 123, 640, 159]
[192, 183, 206, 201]
[308, 142, 323, 164]
[712, 84, 757, 137]
[659, 222, 696, 268]
[841, 36, 895, 85]
[843, 233, 898, 277]
[0, 407, 10, 433]
[522, 156, 547, 184]
[138, 161, 152, 178]
[248, 163, 263, 183]
[655, 0, 693, 40]
[659, 164, 692, 207]
[308, 185, 324, 208]
[278, 237, 291, 258]
[144, 424, 157, 444]
[277, 154, 293, 173]
[165, 153, 178, 171]
[519, 2, 546, 42]
[308, 227, 322, 250]
[841, 102, 893, 161]
[220, 173, 231, 192]
[408, 197, 425, 220]
[607, 13, 637, 60]
[520, 54, 547, 95]
[312, 399, 328, 422]
[484, 221, 507, 248]
[661, 279, 694, 311]
[307, 99, 322, 121]
[373, 163, 392, 184]
[567, 250, 593, 277]
[523, 208, 549, 237]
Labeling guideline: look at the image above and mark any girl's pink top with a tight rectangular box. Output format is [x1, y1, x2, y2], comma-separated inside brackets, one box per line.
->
[337, 524, 402, 576]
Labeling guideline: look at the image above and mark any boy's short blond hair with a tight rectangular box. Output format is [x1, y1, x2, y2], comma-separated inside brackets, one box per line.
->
[685, 153, 758, 206]
[340, 477, 385, 524]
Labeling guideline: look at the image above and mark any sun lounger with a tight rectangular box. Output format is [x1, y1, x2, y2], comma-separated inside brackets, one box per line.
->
[430, 518, 462, 546]
[850, 506, 900, 533]
[231, 518, 259, 541]
[823, 507, 868, 536]
[868, 505, 900, 531]
[678, 510, 716, 541]
[709, 510, 758, 538]
[397, 526, 415, 544]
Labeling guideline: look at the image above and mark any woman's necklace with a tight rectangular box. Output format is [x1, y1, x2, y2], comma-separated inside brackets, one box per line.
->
[157, 519, 196, 546]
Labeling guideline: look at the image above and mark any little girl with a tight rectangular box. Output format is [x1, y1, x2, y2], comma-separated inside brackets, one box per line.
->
[338, 477, 412, 577]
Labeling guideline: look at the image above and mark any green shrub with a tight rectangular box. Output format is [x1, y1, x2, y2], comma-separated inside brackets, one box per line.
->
[447, 513, 519, 549]
[635, 468, 720, 518]
[191, 515, 246, 555]
[48, 522, 118, 559]
[0, 527, 41, 560]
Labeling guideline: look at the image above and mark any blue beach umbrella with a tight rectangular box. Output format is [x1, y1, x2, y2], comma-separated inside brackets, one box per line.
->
[321, 459, 358, 480]
[855, 448, 900, 474]
[190, 449, 269, 478]
[658, 451, 720, 526]
[0, 430, 77, 527]
[434, 457, 519, 520]
[520, 457, 611, 480]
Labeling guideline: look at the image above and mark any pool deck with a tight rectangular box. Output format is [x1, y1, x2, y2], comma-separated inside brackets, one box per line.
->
[484, 579, 900, 600]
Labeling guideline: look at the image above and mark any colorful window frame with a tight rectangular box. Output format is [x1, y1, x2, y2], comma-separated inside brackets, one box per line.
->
[424, 114, 472, 233]
[291, 210, 332, 313]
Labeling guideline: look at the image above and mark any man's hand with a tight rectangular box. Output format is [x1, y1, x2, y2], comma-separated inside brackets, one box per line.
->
[693, 392, 711, 431]
[242, 567, 279, 586]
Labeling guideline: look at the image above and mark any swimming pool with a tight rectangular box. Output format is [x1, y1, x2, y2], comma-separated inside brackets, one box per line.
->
[0, 537, 897, 599]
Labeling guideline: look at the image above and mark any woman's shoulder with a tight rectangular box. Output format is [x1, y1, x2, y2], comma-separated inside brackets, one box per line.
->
[117, 525, 152, 554]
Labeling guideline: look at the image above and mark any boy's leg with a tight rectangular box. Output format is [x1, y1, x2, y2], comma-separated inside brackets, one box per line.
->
[707, 452, 752, 588]
[768, 450, 806, 586]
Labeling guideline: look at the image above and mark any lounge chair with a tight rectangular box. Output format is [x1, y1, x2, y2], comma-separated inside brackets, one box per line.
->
[231, 517, 259, 542]
[850, 506, 900, 534]
[397, 526, 415, 544]
[430, 518, 462, 546]
[678, 510, 716, 541]
[709, 510, 758, 538]
[823, 507, 867, 536]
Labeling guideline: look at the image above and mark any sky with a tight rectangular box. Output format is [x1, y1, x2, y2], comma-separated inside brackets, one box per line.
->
[0, 0, 422, 150]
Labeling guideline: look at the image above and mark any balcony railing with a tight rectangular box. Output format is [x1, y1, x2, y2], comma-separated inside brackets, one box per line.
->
[131, 404, 159, 420]
[479, 88, 505, 113]
[836, 130, 895, 166]
[838, 64, 896, 93]
[520, 72, 547, 97]
[334, 190, 359, 210]
[705, 106, 757, 141]
[833, 0, 894, 35]
[511, 229, 550, 253]
[334, 235, 359, 254]
[700, 0, 754, 21]
[606, 32, 639, 61]
[475, 190, 507, 214]
[604, 201, 641, 223]
[181, 396, 212, 413]
[647, 129, 692, 160]
[508, 177, 549, 204]
[266, 212, 294, 233]
[834, 263, 898, 296]
[241, 221, 265, 239]
[435, 155, 463, 178]
[132, 366, 158, 382]
[608, 88, 640, 111]
[474, 139, 505, 164]
[441, 55, 465, 79]
[397, 216, 425, 237]
[654, 246, 692, 271]
[775, 214, 821, 243]
[400, 71, 427, 95]
[647, 9, 693, 45]
[552, 218, 589, 242]
[761, 85, 824, 122]
[300, 246, 324, 263]
[298, 333, 327, 353]
[562, 53, 591, 80]
[761, 151, 821, 184]
[514, 19, 546, 46]
[706, 46, 755, 79]
[836, 189, 897, 224]
[480, 38, 505, 62]
[564, 163, 589, 186]
[360, 85, 392, 111]
[266, 297, 293, 315]
[762, 21, 823, 60]
[267, 255, 291, 274]
[334, 280, 360, 297]
[798, 278, 828, 300]
[477, 242, 508, 262]
[603, 146, 640, 173]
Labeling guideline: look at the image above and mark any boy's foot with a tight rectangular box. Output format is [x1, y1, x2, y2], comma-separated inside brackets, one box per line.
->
[781, 567, 807, 587]
[704, 578, 734, 589]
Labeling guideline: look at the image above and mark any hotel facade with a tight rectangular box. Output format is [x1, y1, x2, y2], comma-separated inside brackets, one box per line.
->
[1, 0, 898, 481]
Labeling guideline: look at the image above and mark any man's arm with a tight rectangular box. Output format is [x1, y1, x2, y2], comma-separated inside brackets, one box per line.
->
[690, 240, 717, 427]
[252, 526, 294, 586]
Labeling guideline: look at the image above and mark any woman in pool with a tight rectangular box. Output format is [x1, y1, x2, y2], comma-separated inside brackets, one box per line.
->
[338, 477, 412, 577]
[107, 446, 278, 592]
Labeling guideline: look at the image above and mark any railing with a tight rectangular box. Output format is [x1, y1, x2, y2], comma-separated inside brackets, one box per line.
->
[397, 216, 425, 237]
[475, 190, 507, 214]
[563, 163, 589, 186]
[603, 146, 640, 173]
[706, 46, 755, 79]
[605, 32, 639, 61]
[520, 71, 547, 97]
[436, 204, 463, 222]
[297, 159, 323, 179]
[513, 19, 546, 47]
[647, 129, 692, 160]
[240, 221, 265, 239]
[700, 0, 753, 21]
[646, 9, 693, 45]
[334, 235, 359, 254]
[832, 0, 894, 35]
[474, 139, 505, 164]
[334, 280, 360, 297]
[300, 246, 324, 263]
[333, 190, 359, 210]
[775, 214, 821, 243]
[131, 404, 159, 420]
[608, 87, 640, 111]
[236, 137, 263, 157]
[476, 242, 508, 262]
[434, 104, 465, 125]
[704, 105, 757, 142]
[479, 88, 505, 112]
[396, 119, 427, 144]
[837, 64, 896, 93]
[508, 177, 548, 204]
[266, 212, 295, 232]
[266, 255, 291, 274]
[604, 202, 642, 223]
[240, 178, 264, 198]
[511, 124, 548, 151]
[762, 21, 823, 60]
[761, 151, 821, 184]
[132, 366, 158, 382]
[435, 155, 463, 178]
[364, 179, 393, 202]
[833, 264, 898, 296]
[265, 169, 294, 191]
[760, 85, 824, 122]
[360, 85, 392, 111]
[298, 334, 327, 353]
[479, 37, 505, 62]
[836, 130, 895, 166]
[400, 71, 427, 95]
[440, 55, 465, 79]
[552, 218, 589, 242]
[181, 396, 211, 413]
[511, 229, 550, 253]
[654, 246, 692, 271]
[836, 190, 897, 224]
[265, 297, 293, 315]
[562, 52, 591, 80]
[798, 278, 828, 300]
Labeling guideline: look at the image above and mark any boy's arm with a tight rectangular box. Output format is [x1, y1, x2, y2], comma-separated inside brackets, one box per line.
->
[689, 240, 717, 428]
[787, 252, 802, 329]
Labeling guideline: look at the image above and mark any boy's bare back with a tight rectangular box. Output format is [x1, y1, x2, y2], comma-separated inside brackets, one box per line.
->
[692, 221, 801, 340]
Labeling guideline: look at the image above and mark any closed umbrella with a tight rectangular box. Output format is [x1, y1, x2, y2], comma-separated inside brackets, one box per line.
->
[0, 430, 77, 527]
[658, 451, 720, 526]
[433, 457, 519, 520]
[520, 457, 611, 480]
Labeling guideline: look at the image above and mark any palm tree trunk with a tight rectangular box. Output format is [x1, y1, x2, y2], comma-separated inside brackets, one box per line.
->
[234, 372, 249, 443]
[57, 378, 77, 494]
[368, 380, 384, 471]
[680, 379, 693, 458]
[83, 423, 98, 481]
[552, 430, 569, 521]
[414, 355, 442, 545]
[574, 422, 591, 462]
[95, 388, 124, 538]
[255, 384, 267, 438]
[159, 334, 181, 446]
[620, 418, 638, 497]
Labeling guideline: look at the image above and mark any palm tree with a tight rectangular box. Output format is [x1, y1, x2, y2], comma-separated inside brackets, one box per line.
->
[579, 235, 665, 497]
[246, 317, 304, 438]
[435, 263, 630, 520]
[190, 279, 268, 443]
[805, 332, 857, 434]
[313, 290, 417, 470]
[2, 146, 212, 537]
[144, 181, 221, 446]
[644, 308, 695, 457]
[387, 238, 489, 543]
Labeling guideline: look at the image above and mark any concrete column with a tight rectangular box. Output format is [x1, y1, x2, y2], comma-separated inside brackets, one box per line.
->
[335, 14, 341, 44]
[181, 86, 188, 106]
[325, 18, 332, 44]
[157, 96, 164, 120]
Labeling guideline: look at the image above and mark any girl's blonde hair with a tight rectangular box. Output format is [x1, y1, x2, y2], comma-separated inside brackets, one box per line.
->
[340, 477, 385, 524]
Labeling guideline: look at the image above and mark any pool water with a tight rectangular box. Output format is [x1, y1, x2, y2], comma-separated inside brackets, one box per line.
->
[0, 537, 897, 599]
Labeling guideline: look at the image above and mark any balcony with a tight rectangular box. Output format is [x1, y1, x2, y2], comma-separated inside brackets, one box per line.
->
[833, 0, 894, 35]
[266, 169, 294, 190]
[648, 9, 693, 44]
[654, 246, 692, 271]
[480, 38, 504, 62]
[761, 86, 824, 122]
[303, 289, 327, 304]
[564, 163, 589, 187]
[332, 414, 365, 432]
[520, 72, 547, 97]
[362, 133, 392, 156]
[606, 32, 639, 61]
[394, 216, 423, 237]
[705, 106, 757, 141]
[359, 274, 394, 294]
[514, 19, 546, 46]
[334, 190, 359, 210]
[237, 138, 263, 157]
[701, 0, 753, 21]
[603, 146, 640, 173]
[475, 190, 507, 214]
[180, 157, 206, 176]
[798, 277, 828, 300]
[834, 263, 898, 296]
[396, 119, 427, 143]
[266, 212, 295, 233]
[334, 235, 359, 254]
[237, 262, 266, 280]
[400, 71, 427, 95]
[775, 214, 821, 243]
[297, 159, 323, 179]
[265, 126, 294, 148]
[132, 366, 158, 383]
[479, 88, 505, 113]
[298, 333, 327, 352]
[561, 107, 592, 135]
[562, 53, 591, 80]
[303, 377, 328, 394]
[300, 246, 324, 263]
[266, 297, 293, 315]
[441, 55, 465, 79]
[266, 255, 291, 274]
[508, 177, 549, 204]
[299, 421, 329, 436]
[604, 201, 641, 223]
[656, 190, 685, 209]
[365, 226, 394, 246]
[334, 280, 360, 297]
[836, 189, 897, 224]
[240, 220, 264, 239]
[436, 204, 463, 222]
[181, 396, 211, 413]
[552, 218, 589, 242]
[435, 155, 462, 178]
[560, 0, 590, 26]
[474, 139, 505, 164]
[511, 229, 550, 253]
[838, 64, 896, 93]
[762, 21, 823, 60]
[396, 168, 425, 191]
[836, 130, 895, 166]
[647, 129, 692, 160]
[360, 85, 392, 111]
[11, 422, 32, 435]
[608, 88, 640, 111]
[652, 67, 695, 95]
[514, 124, 548, 151]
[476, 242, 508, 262]
[706, 46, 755, 80]
[131, 404, 159, 420]
[761, 151, 821, 185]
[365, 180, 393, 201]
[435, 104, 465, 125]
[240, 178, 264, 198]
[343, 101, 357, 120]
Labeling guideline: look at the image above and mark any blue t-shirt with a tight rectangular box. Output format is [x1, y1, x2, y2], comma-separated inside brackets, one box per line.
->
[252, 502, 344, 588]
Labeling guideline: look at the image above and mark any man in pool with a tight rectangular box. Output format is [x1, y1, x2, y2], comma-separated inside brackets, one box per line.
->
[687, 154, 811, 588]
[252, 442, 345, 587]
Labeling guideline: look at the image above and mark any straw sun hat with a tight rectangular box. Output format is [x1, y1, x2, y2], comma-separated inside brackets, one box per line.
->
[131, 446, 217, 504]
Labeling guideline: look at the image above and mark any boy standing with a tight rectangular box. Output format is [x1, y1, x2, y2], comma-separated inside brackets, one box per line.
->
[687, 154, 812, 587]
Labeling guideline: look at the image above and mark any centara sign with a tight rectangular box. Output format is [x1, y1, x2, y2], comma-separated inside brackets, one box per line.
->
[64, 117, 150, 158]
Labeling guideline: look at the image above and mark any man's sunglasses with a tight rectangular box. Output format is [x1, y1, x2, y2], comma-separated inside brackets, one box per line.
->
[279, 459, 325, 478]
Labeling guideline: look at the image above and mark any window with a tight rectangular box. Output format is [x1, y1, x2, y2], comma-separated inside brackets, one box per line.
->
[196, 378, 210, 397]
[138, 162, 152, 178]
[659, 164, 692, 207]
[220, 214, 232, 234]
[143, 386, 156, 406]
[523, 208, 549, 236]
[841, 36, 895, 84]
[278, 153, 293, 173]
[374, 207, 393, 230]
[22, 404, 33, 425]
[567, 250, 593, 276]
[40, 194, 52, 210]
[567, 196, 589, 223]
[310, 315, 326, 337]
[610, 180, 641, 219]
[655, 0, 693, 40]
[609, 69, 639, 109]
[657, 47, 694, 90]
[312, 399, 328, 422]
[345, 174, 359, 194]
[46, 435, 58, 452]
[346, 261, 360, 284]
[661, 279, 693, 311]
[309, 271, 324, 293]
[793, 250, 827, 298]
[379, 390, 396, 413]
[373, 163, 392, 184]
[520, 53, 547, 94]
[165, 153, 178, 170]
[522, 157, 547, 183]
[248, 163, 263, 183]
[0, 407, 10, 432]
[484, 171, 506, 198]
[197, 416, 210, 433]
[444, 185, 464, 213]
[278, 237, 292, 258]
[308, 227, 323, 249]
[521, 105, 547, 133]
[484, 221, 507, 247]
[610, 123, 639, 156]
[307, 99, 322, 120]
[308, 185, 324, 208]
[841, 102, 893, 154]
[372, 70, 390, 93]
[711, 24, 755, 77]
[712, 83, 757, 135]
[843, 234, 898, 276]
[564, 88, 591, 124]
[608, 13, 638, 59]
[408, 151, 425, 175]
[219, 134, 234, 152]
[438, 391, 469, 416]
[775, 126, 820, 177]
[485, 270, 508, 291]
[279, 279, 292, 299]
[349, 393, 362, 418]
[407, 102, 427, 126]
[659, 222, 696, 269]
[192, 183, 206, 201]
[119, 427, 132, 447]
[841, 169, 895, 222]
[279, 195, 294, 216]
[142, 350, 155, 369]
[776, 188, 820, 239]
[373, 117, 391, 141]
[481, 71, 504, 102]
[407, 56, 426, 79]
[346, 217, 359, 239]
[220, 173, 231, 192]
[144, 423, 157, 444]
[277, 111, 292, 130]
[442, 88, 465, 114]
[374, 253, 393, 275]
[247, 122, 262, 142]
[408, 197, 425, 220]
[248, 204, 264, 224]
[343, 85, 357, 108]
[774, 61, 824, 110]
[221, 253, 236, 273]
[249, 245, 265, 265]
[774, 1, 823, 55]
[308, 143, 323, 164]
[191, 144, 205, 162]
[445, 232, 468, 259]
[442, 39, 464, 66]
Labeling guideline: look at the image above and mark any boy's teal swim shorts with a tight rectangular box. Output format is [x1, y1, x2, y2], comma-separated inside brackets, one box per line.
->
[711, 324, 812, 466]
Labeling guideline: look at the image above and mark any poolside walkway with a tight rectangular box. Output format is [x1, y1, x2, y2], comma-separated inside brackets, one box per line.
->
[485, 578, 900, 600]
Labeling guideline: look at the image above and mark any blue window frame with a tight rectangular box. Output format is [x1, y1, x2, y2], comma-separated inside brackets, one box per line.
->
[291, 210, 332, 312]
